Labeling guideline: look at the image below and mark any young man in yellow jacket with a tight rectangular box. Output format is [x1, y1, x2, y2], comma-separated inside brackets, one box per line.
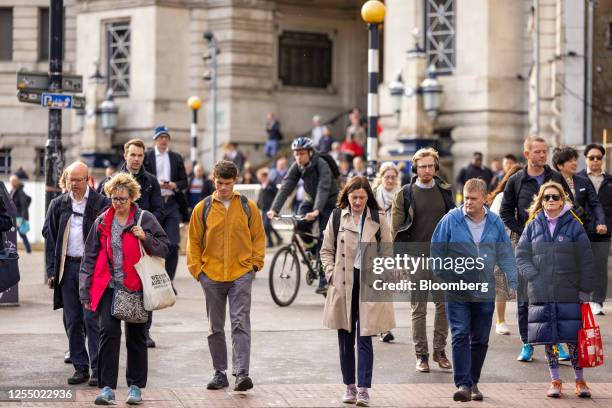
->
[187, 160, 265, 392]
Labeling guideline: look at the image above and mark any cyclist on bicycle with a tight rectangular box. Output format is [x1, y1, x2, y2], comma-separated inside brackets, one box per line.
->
[267, 136, 339, 295]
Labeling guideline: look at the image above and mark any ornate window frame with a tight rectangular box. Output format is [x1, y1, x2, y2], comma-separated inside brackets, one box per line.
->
[106, 20, 131, 96]
[424, 0, 456, 75]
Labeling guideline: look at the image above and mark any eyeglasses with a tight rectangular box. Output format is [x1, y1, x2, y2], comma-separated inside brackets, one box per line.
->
[587, 155, 603, 161]
[67, 177, 87, 184]
[383, 175, 397, 180]
[111, 196, 130, 203]
[416, 164, 435, 170]
[543, 194, 561, 202]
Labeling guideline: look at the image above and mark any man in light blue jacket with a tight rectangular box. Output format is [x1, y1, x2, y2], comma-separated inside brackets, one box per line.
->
[431, 178, 518, 402]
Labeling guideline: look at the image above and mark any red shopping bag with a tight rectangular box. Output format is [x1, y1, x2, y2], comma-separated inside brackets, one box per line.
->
[578, 303, 604, 368]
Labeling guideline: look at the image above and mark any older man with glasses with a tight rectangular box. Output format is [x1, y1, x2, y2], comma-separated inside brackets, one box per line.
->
[43, 162, 110, 386]
[578, 144, 612, 315]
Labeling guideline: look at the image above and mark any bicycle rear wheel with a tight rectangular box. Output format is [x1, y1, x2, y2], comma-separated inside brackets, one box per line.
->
[269, 245, 301, 306]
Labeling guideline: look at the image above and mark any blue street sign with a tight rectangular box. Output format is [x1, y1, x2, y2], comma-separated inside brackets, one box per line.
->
[41, 92, 73, 109]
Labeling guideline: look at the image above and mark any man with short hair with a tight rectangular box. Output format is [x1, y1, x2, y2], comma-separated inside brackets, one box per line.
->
[500, 135, 570, 362]
[265, 112, 282, 158]
[9, 174, 31, 253]
[578, 143, 612, 315]
[43, 162, 110, 386]
[144, 126, 188, 287]
[391, 147, 454, 371]
[456, 152, 494, 193]
[432, 178, 517, 402]
[99, 138, 163, 347]
[502, 154, 518, 175]
[187, 160, 265, 392]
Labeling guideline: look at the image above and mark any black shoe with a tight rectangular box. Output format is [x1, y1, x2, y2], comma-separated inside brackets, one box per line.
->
[146, 334, 156, 348]
[380, 331, 395, 343]
[315, 277, 328, 295]
[88, 375, 98, 387]
[64, 351, 72, 364]
[471, 384, 483, 401]
[234, 375, 253, 392]
[67, 369, 90, 385]
[207, 372, 229, 390]
[453, 385, 472, 402]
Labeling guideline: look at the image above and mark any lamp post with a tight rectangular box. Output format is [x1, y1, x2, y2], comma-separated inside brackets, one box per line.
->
[388, 65, 443, 122]
[188, 96, 202, 165]
[203, 31, 219, 163]
[361, 0, 386, 180]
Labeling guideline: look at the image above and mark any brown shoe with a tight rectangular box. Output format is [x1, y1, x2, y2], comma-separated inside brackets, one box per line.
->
[415, 355, 430, 372]
[575, 379, 591, 398]
[433, 350, 452, 369]
[547, 379, 563, 398]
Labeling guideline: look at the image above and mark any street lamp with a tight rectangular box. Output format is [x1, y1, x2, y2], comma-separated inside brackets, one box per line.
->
[100, 89, 118, 134]
[388, 74, 405, 116]
[361, 0, 386, 180]
[188, 95, 202, 165]
[421, 65, 443, 118]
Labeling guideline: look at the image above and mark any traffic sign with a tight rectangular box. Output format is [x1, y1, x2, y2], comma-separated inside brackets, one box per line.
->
[41, 93, 73, 109]
[17, 71, 83, 93]
[17, 90, 85, 109]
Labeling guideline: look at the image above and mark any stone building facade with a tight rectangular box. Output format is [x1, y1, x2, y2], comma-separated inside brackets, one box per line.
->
[0, 0, 610, 180]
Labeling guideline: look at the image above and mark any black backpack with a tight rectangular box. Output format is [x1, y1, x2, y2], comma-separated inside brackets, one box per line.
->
[318, 153, 341, 179]
[331, 207, 382, 252]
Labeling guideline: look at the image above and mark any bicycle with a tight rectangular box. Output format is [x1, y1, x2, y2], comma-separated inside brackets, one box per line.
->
[268, 215, 325, 306]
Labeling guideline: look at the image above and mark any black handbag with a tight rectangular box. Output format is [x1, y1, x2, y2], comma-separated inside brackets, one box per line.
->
[0, 247, 19, 293]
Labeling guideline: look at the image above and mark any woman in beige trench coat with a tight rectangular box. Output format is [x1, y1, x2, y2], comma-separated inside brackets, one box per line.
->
[320, 176, 396, 407]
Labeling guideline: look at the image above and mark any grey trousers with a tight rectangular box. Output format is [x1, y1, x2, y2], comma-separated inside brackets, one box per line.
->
[199, 271, 254, 376]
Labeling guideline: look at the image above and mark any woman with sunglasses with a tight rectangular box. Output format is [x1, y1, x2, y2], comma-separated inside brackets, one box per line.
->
[80, 173, 169, 405]
[516, 181, 595, 399]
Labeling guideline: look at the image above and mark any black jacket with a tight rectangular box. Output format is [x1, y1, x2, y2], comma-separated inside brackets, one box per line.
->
[10, 184, 29, 220]
[42, 189, 110, 310]
[271, 153, 339, 213]
[0, 198, 13, 251]
[98, 164, 163, 221]
[567, 174, 606, 235]
[456, 163, 493, 189]
[500, 165, 571, 235]
[257, 183, 278, 212]
[144, 148, 189, 219]
[577, 169, 612, 239]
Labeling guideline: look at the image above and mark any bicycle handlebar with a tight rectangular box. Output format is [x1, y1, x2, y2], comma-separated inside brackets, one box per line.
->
[274, 214, 305, 221]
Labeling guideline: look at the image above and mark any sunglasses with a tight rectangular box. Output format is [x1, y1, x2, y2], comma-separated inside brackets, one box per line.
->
[111, 197, 130, 203]
[587, 155, 603, 161]
[543, 194, 561, 202]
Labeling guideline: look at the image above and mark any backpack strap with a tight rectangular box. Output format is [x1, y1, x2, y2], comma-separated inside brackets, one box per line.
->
[239, 194, 253, 227]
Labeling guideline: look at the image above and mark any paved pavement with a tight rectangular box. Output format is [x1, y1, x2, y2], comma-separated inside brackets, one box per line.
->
[0, 247, 611, 407]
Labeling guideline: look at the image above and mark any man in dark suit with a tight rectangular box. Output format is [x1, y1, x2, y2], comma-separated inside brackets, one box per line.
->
[144, 125, 188, 292]
[42, 162, 110, 386]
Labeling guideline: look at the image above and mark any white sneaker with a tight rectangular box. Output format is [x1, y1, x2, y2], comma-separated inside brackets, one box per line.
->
[590, 302, 603, 316]
[496, 322, 511, 335]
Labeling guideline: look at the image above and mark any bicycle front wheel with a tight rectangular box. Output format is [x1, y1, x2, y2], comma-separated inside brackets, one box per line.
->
[269, 245, 301, 306]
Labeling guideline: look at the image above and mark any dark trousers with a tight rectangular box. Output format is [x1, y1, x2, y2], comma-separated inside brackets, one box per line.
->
[18, 232, 31, 253]
[517, 274, 529, 344]
[262, 211, 282, 246]
[61, 259, 99, 373]
[338, 267, 373, 388]
[445, 301, 495, 388]
[591, 239, 611, 303]
[297, 201, 334, 279]
[97, 288, 147, 389]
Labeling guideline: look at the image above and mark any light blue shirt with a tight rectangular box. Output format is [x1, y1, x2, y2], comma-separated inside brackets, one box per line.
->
[462, 206, 488, 244]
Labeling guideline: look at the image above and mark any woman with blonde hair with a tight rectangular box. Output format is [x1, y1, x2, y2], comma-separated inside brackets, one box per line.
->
[515, 181, 595, 398]
[80, 173, 169, 405]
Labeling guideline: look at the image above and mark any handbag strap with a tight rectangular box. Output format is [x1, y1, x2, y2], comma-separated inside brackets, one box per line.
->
[135, 210, 146, 258]
[582, 303, 596, 328]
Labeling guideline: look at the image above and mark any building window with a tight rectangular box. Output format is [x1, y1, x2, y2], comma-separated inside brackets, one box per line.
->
[0, 149, 11, 176]
[278, 31, 332, 89]
[425, 0, 456, 75]
[0, 8, 13, 61]
[106, 21, 131, 96]
[36, 148, 45, 177]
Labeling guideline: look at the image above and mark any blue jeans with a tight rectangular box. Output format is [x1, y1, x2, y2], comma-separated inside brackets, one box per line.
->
[445, 301, 495, 388]
[264, 139, 279, 158]
[338, 268, 373, 388]
[61, 259, 99, 373]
